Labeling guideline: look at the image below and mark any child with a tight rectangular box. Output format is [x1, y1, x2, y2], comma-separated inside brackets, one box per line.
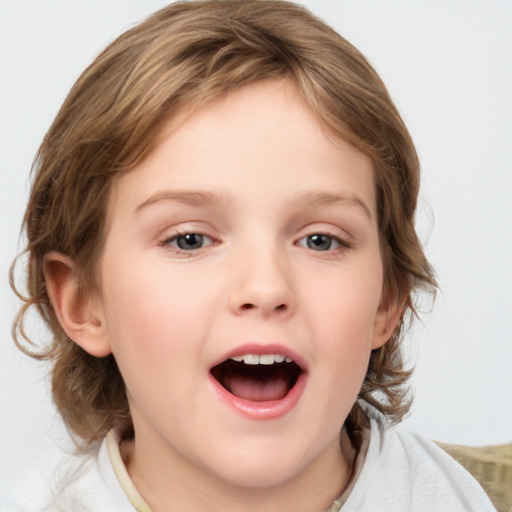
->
[12, 1, 496, 510]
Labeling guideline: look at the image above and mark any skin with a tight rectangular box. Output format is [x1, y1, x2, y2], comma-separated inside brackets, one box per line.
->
[45, 79, 401, 512]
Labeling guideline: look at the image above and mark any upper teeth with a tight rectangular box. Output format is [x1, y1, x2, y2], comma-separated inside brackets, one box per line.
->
[230, 354, 293, 365]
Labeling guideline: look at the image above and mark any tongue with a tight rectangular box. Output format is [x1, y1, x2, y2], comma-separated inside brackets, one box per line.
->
[227, 374, 289, 402]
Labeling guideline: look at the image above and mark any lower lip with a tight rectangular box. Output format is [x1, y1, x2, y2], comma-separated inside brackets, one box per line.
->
[208, 372, 307, 420]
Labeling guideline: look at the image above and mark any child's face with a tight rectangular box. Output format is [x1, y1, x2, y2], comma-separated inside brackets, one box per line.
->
[95, 80, 394, 489]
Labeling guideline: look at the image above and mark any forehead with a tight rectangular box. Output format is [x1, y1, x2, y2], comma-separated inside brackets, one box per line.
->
[107, 79, 376, 220]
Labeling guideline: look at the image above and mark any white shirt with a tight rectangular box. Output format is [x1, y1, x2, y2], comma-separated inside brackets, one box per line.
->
[338, 419, 496, 511]
[15, 416, 496, 511]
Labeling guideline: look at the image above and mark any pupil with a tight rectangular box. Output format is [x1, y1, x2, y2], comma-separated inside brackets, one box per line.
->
[177, 233, 203, 250]
[307, 234, 331, 251]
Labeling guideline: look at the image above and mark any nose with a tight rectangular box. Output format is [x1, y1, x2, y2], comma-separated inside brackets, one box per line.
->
[228, 242, 295, 318]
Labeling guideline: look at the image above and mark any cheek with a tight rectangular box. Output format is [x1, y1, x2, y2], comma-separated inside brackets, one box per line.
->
[102, 253, 199, 332]
[311, 264, 382, 335]
[305, 264, 383, 382]
[100, 277, 197, 421]
[99, 262, 184, 373]
[98, 254, 222, 383]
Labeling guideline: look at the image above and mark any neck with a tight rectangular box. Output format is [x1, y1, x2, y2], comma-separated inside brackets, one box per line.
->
[121, 429, 355, 512]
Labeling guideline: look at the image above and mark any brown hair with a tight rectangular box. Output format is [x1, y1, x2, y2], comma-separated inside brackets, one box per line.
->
[12, 0, 436, 447]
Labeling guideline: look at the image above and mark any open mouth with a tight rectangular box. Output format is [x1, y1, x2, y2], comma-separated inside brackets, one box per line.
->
[210, 354, 303, 402]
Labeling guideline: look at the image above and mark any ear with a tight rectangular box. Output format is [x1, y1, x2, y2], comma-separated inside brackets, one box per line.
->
[371, 294, 406, 350]
[43, 252, 111, 357]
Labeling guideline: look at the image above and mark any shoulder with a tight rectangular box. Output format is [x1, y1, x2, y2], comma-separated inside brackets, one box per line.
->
[342, 414, 496, 512]
[14, 439, 135, 512]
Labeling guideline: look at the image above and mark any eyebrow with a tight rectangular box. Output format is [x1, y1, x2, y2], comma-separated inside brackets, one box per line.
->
[135, 190, 231, 213]
[135, 189, 372, 220]
[292, 191, 373, 220]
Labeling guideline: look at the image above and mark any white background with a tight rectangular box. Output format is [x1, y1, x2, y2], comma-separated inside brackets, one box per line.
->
[1, 0, 511, 498]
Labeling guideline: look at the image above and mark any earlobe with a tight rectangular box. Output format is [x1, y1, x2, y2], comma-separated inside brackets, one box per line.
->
[371, 296, 406, 350]
[43, 252, 111, 357]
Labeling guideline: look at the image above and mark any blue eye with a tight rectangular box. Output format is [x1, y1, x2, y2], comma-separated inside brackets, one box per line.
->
[298, 234, 343, 251]
[168, 233, 213, 251]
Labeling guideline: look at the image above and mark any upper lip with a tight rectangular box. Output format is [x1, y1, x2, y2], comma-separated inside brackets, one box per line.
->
[210, 343, 308, 372]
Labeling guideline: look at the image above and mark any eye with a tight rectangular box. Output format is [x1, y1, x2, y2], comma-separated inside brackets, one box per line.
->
[165, 232, 214, 251]
[297, 233, 346, 251]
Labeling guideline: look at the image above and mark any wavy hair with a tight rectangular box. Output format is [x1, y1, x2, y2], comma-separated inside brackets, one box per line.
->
[12, 0, 436, 448]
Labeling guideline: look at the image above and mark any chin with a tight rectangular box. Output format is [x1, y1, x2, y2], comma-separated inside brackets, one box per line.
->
[197, 435, 321, 491]
[211, 459, 303, 490]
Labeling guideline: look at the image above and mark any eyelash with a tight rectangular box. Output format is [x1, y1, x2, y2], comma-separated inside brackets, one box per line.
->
[159, 230, 217, 254]
[159, 229, 351, 255]
[296, 232, 352, 253]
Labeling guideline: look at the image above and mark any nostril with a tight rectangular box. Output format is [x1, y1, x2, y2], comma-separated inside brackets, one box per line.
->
[238, 303, 288, 313]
